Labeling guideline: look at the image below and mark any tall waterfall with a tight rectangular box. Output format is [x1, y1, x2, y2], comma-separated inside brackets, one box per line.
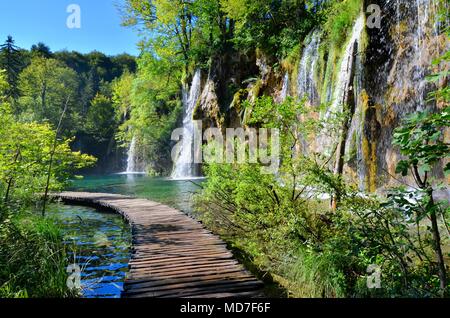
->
[279, 72, 290, 102]
[330, 15, 364, 114]
[314, 15, 365, 158]
[126, 136, 146, 174]
[297, 30, 321, 105]
[386, 0, 443, 115]
[171, 69, 202, 179]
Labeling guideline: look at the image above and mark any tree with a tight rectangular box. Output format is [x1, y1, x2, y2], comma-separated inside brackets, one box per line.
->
[17, 57, 81, 135]
[85, 94, 117, 142]
[111, 53, 138, 77]
[391, 36, 450, 295]
[122, 0, 195, 63]
[112, 70, 135, 123]
[392, 107, 449, 296]
[0, 69, 96, 205]
[221, 0, 318, 57]
[30, 42, 53, 59]
[0, 36, 22, 100]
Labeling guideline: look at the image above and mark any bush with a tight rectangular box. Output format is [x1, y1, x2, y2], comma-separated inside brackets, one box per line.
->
[195, 95, 448, 298]
[0, 206, 75, 298]
[323, 0, 362, 47]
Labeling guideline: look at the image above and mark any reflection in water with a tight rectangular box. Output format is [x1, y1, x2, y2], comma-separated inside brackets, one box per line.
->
[70, 174, 204, 214]
[48, 204, 131, 298]
[54, 174, 203, 298]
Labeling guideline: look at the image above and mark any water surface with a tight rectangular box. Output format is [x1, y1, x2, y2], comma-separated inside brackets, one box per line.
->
[48, 204, 131, 298]
[53, 174, 203, 298]
[70, 174, 204, 214]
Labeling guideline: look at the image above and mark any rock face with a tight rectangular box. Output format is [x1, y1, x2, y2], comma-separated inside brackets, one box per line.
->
[363, 0, 449, 190]
[190, 0, 449, 195]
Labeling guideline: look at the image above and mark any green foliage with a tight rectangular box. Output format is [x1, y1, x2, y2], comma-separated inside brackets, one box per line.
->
[0, 36, 23, 99]
[222, 0, 321, 58]
[323, 0, 362, 47]
[328, 193, 447, 297]
[113, 52, 182, 174]
[0, 112, 96, 204]
[122, 0, 194, 62]
[0, 70, 94, 298]
[393, 108, 450, 178]
[391, 107, 449, 295]
[196, 94, 449, 297]
[0, 209, 76, 298]
[18, 57, 81, 135]
[3, 44, 137, 171]
[30, 42, 53, 59]
[85, 94, 117, 142]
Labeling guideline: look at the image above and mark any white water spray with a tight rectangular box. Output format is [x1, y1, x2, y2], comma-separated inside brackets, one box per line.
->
[171, 69, 202, 179]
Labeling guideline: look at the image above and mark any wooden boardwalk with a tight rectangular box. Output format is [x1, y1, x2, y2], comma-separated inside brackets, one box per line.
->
[54, 192, 264, 298]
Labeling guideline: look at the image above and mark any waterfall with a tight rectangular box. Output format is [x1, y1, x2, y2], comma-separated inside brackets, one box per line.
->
[314, 15, 364, 158]
[278, 72, 290, 103]
[125, 136, 146, 174]
[330, 15, 364, 114]
[171, 69, 202, 179]
[386, 0, 443, 114]
[126, 136, 137, 173]
[297, 30, 321, 105]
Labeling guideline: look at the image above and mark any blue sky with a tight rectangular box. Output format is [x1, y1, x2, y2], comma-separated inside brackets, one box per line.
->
[0, 0, 141, 56]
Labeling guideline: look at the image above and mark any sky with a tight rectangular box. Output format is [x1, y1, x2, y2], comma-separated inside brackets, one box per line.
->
[0, 0, 141, 56]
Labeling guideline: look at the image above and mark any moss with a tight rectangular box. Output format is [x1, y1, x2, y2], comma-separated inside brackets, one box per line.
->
[250, 79, 263, 101]
[230, 89, 249, 112]
[346, 132, 358, 164]
[320, 46, 337, 105]
[323, 0, 363, 48]
[193, 96, 203, 119]
[361, 90, 378, 192]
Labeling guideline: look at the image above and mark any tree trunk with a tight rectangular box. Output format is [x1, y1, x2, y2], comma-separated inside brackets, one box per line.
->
[331, 42, 357, 210]
[427, 187, 447, 296]
[42, 97, 69, 217]
[4, 148, 21, 204]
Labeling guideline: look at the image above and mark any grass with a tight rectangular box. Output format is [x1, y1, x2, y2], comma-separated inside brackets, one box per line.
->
[273, 248, 347, 298]
[0, 208, 76, 298]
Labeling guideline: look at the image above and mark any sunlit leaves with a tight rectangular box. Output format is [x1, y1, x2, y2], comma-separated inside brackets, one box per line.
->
[393, 107, 450, 181]
[17, 57, 80, 134]
[0, 72, 96, 204]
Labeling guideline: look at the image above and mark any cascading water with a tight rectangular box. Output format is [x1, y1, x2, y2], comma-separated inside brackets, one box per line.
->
[330, 15, 364, 114]
[362, 0, 447, 190]
[280, 72, 290, 102]
[314, 15, 365, 158]
[386, 0, 443, 115]
[126, 136, 137, 173]
[297, 30, 321, 105]
[125, 136, 146, 174]
[171, 69, 202, 179]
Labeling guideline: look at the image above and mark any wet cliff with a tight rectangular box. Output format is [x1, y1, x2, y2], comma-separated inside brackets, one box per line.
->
[188, 0, 449, 194]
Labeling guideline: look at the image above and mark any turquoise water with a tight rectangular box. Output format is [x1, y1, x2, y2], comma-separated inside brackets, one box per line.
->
[48, 204, 131, 298]
[69, 174, 204, 214]
[50, 174, 204, 298]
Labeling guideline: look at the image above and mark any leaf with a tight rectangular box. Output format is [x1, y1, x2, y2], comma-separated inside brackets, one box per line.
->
[419, 164, 431, 175]
[444, 163, 450, 177]
[395, 160, 409, 177]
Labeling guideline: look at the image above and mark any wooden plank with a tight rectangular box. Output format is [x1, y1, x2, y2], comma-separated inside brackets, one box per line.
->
[53, 192, 264, 298]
